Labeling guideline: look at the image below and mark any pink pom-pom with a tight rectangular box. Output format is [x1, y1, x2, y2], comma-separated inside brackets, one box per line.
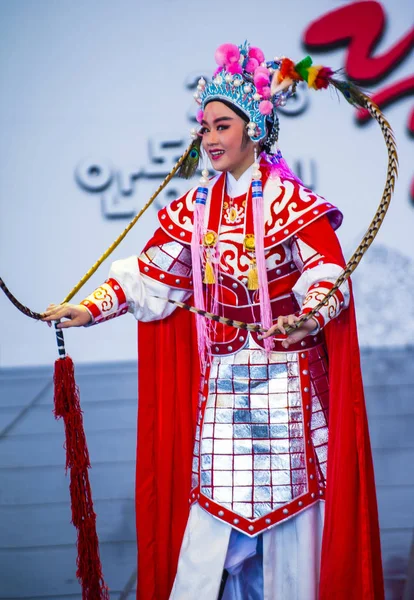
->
[196, 109, 204, 124]
[259, 100, 273, 115]
[227, 63, 243, 75]
[215, 43, 240, 66]
[212, 66, 223, 78]
[254, 66, 270, 89]
[260, 85, 271, 99]
[248, 47, 265, 64]
[245, 58, 259, 73]
[254, 66, 270, 78]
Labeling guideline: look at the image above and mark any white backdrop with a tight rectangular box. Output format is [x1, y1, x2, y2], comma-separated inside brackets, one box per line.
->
[0, 0, 413, 367]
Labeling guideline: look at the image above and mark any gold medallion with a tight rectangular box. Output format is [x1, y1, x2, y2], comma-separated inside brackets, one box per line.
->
[228, 207, 237, 222]
[243, 234, 255, 251]
[204, 231, 218, 247]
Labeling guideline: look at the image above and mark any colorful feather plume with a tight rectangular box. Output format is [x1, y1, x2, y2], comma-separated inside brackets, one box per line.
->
[274, 56, 334, 93]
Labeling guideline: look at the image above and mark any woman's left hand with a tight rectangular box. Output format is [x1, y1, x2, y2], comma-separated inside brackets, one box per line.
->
[259, 314, 318, 349]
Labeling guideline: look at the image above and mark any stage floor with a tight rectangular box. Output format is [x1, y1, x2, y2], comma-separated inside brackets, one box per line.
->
[0, 349, 413, 600]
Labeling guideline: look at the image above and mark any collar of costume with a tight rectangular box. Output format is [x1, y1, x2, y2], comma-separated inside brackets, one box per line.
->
[158, 167, 342, 249]
[201, 168, 267, 246]
[226, 164, 254, 197]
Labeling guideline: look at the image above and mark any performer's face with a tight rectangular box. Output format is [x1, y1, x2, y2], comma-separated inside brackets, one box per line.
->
[201, 101, 256, 180]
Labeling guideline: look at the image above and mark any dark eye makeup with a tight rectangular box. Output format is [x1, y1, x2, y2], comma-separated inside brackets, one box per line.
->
[199, 124, 230, 135]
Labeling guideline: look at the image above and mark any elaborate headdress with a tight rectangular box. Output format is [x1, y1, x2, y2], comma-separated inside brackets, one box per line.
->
[189, 42, 334, 158]
[195, 41, 292, 151]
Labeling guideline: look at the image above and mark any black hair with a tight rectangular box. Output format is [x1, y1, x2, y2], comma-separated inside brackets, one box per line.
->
[204, 98, 249, 123]
[204, 98, 275, 154]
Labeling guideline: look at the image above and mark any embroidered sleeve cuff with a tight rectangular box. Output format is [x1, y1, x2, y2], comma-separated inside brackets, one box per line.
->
[80, 277, 129, 326]
[301, 280, 346, 330]
[300, 307, 322, 334]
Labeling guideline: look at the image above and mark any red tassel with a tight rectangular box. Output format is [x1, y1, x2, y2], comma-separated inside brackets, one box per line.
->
[54, 356, 110, 600]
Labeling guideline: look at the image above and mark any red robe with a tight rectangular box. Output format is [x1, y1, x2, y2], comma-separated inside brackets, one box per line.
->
[135, 212, 384, 599]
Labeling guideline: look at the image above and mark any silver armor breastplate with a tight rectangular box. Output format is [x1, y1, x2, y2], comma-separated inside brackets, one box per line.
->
[190, 335, 329, 537]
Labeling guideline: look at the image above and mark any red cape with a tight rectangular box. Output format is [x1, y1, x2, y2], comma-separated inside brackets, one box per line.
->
[136, 308, 200, 600]
[135, 219, 384, 599]
[320, 296, 384, 599]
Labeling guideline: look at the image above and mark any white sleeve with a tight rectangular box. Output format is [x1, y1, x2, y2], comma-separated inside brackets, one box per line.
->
[109, 256, 192, 322]
[81, 241, 193, 325]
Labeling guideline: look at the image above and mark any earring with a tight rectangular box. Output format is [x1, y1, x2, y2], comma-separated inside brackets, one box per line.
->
[252, 146, 262, 181]
[199, 149, 209, 185]
[247, 121, 257, 139]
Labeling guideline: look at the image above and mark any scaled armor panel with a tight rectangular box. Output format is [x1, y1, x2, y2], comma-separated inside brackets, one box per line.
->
[190, 336, 328, 537]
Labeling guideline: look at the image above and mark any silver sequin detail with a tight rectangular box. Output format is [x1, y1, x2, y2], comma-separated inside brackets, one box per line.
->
[195, 344, 327, 520]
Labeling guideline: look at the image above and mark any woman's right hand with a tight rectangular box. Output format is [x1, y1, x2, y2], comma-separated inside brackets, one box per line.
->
[41, 303, 92, 328]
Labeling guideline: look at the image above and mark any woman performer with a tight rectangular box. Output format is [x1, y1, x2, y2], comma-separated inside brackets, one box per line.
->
[42, 42, 384, 600]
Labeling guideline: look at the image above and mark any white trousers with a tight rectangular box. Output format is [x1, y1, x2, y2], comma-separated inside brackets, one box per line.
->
[169, 501, 325, 600]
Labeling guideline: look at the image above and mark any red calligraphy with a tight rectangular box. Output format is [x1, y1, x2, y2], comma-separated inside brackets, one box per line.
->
[303, 1, 413, 84]
[302, 1, 414, 202]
